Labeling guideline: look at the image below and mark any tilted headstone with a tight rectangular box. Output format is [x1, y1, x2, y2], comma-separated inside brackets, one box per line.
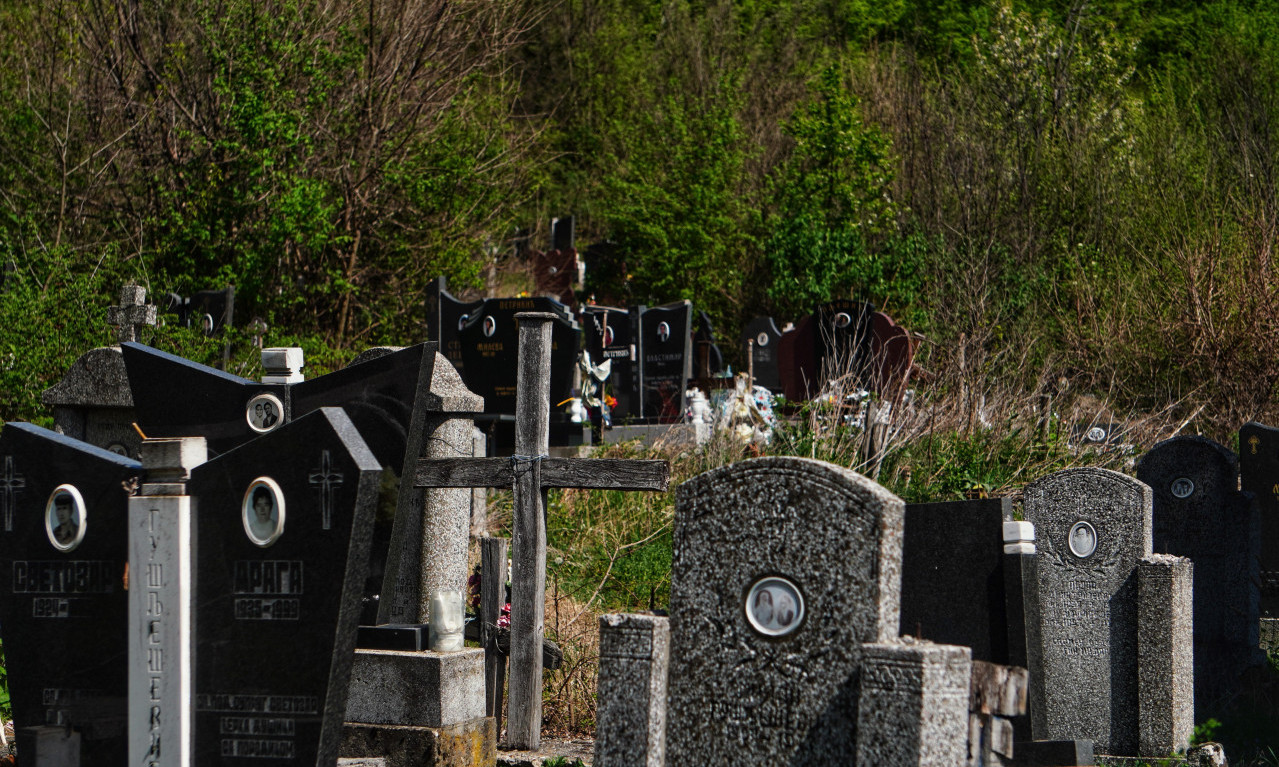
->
[638, 301, 693, 421]
[1023, 468, 1192, 757]
[185, 408, 380, 764]
[741, 316, 784, 393]
[458, 295, 578, 421]
[423, 276, 484, 377]
[581, 304, 642, 421]
[1137, 436, 1262, 718]
[663, 456, 970, 765]
[1238, 421, 1279, 647]
[0, 423, 142, 766]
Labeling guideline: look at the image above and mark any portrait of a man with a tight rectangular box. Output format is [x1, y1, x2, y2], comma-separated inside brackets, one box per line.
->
[45, 485, 85, 551]
[1069, 521, 1097, 558]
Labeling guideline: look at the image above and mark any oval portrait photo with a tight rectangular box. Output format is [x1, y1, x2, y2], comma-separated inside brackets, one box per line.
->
[45, 484, 87, 552]
[242, 478, 286, 547]
[246, 393, 284, 434]
[744, 576, 805, 638]
[1068, 520, 1098, 559]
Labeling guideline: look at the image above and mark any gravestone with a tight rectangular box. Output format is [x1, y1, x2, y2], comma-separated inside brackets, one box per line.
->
[1023, 467, 1192, 757]
[119, 341, 483, 628]
[870, 310, 915, 404]
[424, 276, 484, 377]
[164, 286, 235, 336]
[42, 286, 161, 459]
[593, 614, 669, 767]
[741, 316, 784, 393]
[458, 295, 578, 420]
[1238, 421, 1279, 647]
[692, 310, 724, 378]
[581, 304, 642, 421]
[187, 408, 381, 764]
[1137, 436, 1262, 717]
[663, 456, 971, 765]
[777, 301, 875, 401]
[0, 422, 142, 766]
[638, 302, 692, 422]
[900, 498, 1022, 664]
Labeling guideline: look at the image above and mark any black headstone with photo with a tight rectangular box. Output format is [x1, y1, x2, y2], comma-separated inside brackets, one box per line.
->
[638, 301, 693, 421]
[581, 305, 642, 422]
[0, 423, 141, 766]
[424, 276, 484, 377]
[458, 296, 579, 417]
[189, 407, 380, 764]
[166, 286, 236, 336]
[778, 301, 875, 400]
[741, 316, 784, 392]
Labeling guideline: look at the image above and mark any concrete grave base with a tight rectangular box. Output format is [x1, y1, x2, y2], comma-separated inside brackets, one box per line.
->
[346, 648, 486, 727]
[341, 718, 496, 767]
[600, 423, 709, 448]
[17, 726, 81, 766]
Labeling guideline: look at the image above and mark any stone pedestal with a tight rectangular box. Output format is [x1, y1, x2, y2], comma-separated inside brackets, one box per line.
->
[856, 640, 972, 767]
[343, 648, 494, 767]
[18, 725, 82, 767]
[346, 649, 485, 727]
[593, 614, 669, 767]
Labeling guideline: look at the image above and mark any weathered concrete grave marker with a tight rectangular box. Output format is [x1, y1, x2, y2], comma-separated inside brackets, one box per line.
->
[1137, 435, 1262, 718]
[1239, 421, 1279, 649]
[1024, 467, 1193, 757]
[0, 423, 142, 765]
[107, 284, 159, 344]
[414, 312, 670, 750]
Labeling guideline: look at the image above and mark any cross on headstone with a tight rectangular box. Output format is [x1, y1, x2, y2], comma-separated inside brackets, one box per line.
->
[415, 312, 670, 751]
[106, 285, 158, 344]
[0, 454, 25, 531]
[310, 449, 344, 530]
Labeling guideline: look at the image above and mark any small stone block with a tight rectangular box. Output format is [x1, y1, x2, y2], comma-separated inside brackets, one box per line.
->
[856, 641, 973, 767]
[1003, 521, 1034, 543]
[1015, 740, 1096, 766]
[341, 718, 496, 767]
[990, 716, 1015, 757]
[346, 648, 485, 727]
[139, 437, 208, 473]
[17, 725, 82, 766]
[262, 346, 305, 383]
[358, 624, 430, 651]
[338, 760, 389, 767]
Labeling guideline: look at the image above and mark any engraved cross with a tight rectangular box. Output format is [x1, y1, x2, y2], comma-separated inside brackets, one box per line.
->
[309, 450, 343, 530]
[1, 455, 25, 532]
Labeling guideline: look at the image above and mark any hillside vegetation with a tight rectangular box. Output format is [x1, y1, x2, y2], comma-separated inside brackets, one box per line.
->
[3, 0, 1279, 438]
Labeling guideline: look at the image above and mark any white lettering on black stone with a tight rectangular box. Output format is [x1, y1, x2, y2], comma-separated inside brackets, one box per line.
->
[220, 739, 295, 758]
[234, 598, 301, 621]
[12, 561, 115, 593]
[233, 561, 304, 595]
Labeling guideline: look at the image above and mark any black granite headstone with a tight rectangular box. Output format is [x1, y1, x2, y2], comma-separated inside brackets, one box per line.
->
[900, 497, 1016, 664]
[0, 423, 141, 766]
[190, 407, 380, 764]
[580, 305, 641, 421]
[741, 316, 784, 393]
[424, 276, 484, 377]
[1139, 436, 1262, 715]
[165, 286, 235, 336]
[458, 296, 579, 416]
[1240, 422, 1279, 629]
[121, 342, 453, 624]
[638, 301, 692, 421]
[692, 310, 724, 378]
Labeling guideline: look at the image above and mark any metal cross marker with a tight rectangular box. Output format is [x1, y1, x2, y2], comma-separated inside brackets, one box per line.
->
[415, 312, 670, 751]
[0, 455, 25, 532]
[309, 450, 344, 530]
[107, 285, 158, 344]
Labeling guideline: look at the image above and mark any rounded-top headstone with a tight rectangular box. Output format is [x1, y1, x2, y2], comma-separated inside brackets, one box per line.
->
[667, 456, 903, 764]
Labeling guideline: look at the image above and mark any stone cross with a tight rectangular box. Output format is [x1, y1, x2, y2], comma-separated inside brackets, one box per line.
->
[0, 455, 24, 532]
[415, 312, 670, 751]
[107, 285, 158, 344]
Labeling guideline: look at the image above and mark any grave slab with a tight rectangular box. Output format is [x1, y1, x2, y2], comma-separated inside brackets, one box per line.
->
[346, 648, 485, 727]
[592, 613, 668, 767]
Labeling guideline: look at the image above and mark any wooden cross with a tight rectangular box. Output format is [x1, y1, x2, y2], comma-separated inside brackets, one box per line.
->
[309, 450, 344, 530]
[106, 285, 158, 344]
[415, 312, 669, 751]
[0, 455, 25, 532]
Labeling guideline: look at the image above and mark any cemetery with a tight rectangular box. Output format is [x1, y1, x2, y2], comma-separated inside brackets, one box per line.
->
[8, 3, 1279, 766]
[0, 281, 1274, 767]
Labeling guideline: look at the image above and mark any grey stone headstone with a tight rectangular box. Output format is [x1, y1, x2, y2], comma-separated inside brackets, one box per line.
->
[857, 640, 972, 767]
[666, 457, 904, 763]
[1136, 436, 1262, 716]
[1024, 468, 1192, 757]
[593, 614, 668, 767]
[41, 347, 140, 459]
